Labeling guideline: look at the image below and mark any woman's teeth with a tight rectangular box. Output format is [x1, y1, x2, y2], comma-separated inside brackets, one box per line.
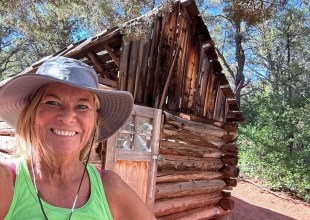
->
[52, 129, 77, 137]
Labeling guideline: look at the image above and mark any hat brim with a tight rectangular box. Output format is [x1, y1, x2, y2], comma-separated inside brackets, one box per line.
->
[0, 74, 133, 142]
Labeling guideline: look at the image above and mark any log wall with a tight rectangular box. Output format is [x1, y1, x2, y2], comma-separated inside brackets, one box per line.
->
[153, 112, 239, 219]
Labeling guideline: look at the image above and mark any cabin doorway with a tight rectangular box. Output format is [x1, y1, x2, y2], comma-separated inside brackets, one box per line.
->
[104, 105, 162, 206]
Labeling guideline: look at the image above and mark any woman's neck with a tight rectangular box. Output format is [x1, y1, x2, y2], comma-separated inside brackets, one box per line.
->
[29, 155, 84, 183]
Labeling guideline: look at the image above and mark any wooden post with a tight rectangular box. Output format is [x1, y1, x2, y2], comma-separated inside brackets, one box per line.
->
[146, 109, 162, 208]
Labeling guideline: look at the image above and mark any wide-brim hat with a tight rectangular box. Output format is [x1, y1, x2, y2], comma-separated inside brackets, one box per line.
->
[0, 56, 133, 142]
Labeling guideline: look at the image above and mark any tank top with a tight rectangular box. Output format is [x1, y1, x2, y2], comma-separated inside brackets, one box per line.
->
[4, 158, 113, 220]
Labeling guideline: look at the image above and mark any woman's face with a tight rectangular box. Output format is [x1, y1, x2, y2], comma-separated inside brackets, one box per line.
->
[34, 82, 97, 158]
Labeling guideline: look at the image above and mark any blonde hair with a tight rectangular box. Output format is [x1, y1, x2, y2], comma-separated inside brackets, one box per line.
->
[15, 85, 101, 167]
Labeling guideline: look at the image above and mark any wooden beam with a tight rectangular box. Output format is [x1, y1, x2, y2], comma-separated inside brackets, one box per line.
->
[157, 205, 229, 220]
[104, 43, 120, 67]
[88, 52, 104, 71]
[159, 140, 223, 158]
[162, 125, 225, 148]
[157, 154, 224, 171]
[88, 53, 112, 79]
[157, 171, 223, 183]
[155, 180, 226, 199]
[164, 111, 228, 138]
[97, 76, 117, 88]
[219, 198, 235, 210]
[159, 46, 180, 109]
[146, 108, 162, 208]
[153, 193, 222, 217]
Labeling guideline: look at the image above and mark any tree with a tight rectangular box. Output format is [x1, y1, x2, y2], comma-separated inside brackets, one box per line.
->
[200, 0, 287, 106]
[235, 1, 310, 201]
[0, 0, 172, 78]
[250, 3, 310, 106]
[0, 6, 26, 79]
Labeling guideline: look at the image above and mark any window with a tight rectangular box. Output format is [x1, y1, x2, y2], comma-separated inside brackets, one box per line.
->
[117, 115, 153, 152]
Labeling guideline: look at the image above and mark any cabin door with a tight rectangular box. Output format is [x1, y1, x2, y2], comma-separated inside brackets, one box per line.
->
[104, 105, 162, 207]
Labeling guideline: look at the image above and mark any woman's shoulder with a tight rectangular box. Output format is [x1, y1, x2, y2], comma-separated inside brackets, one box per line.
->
[0, 161, 13, 181]
[100, 170, 123, 189]
[0, 161, 15, 219]
[100, 170, 155, 220]
[100, 170, 135, 197]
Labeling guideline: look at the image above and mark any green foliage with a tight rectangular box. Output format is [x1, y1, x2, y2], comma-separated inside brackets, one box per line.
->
[0, 0, 172, 79]
[0, 0, 83, 78]
[238, 87, 310, 202]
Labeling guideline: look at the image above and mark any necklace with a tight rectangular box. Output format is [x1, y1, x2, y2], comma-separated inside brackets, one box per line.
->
[29, 132, 96, 220]
[30, 154, 88, 220]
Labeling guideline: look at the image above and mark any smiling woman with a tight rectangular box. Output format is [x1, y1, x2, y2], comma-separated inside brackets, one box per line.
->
[28, 83, 98, 165]
[0, 56, 156, 220]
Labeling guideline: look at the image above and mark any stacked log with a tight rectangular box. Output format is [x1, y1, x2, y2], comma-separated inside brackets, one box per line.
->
[154, 112, 238, 219]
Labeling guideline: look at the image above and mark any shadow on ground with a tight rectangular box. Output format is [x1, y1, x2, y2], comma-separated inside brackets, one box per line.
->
[231, 197, 296, 220]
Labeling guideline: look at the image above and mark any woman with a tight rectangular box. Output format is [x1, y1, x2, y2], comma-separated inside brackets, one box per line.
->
[0, 56, 156, 219]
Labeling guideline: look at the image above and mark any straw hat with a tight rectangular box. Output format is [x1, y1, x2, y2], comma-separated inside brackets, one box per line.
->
[0, 56, 133, 142]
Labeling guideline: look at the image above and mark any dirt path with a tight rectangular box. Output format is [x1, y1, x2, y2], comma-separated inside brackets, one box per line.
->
[230, 180, 310, 220]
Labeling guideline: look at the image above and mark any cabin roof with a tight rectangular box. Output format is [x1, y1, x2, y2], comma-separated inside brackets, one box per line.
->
[16, 0, 244, 122]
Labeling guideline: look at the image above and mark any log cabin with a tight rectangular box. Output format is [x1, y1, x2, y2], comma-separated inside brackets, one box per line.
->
[0, 0, 244, 219]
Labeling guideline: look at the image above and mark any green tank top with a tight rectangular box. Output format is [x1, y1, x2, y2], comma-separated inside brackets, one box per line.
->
[4, 158, 113, 220]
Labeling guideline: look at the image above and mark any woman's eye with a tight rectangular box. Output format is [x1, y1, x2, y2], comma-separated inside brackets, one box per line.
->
[77, 105, 89, 110]
[45, 101, 59, 106]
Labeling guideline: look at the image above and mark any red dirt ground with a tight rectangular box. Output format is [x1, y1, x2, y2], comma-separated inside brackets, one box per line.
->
[230, 180, 310, 220]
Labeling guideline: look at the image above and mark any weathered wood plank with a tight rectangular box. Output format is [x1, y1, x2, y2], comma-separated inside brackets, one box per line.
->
[115, 160, 149, 202]
[159, 46, 180, 109]
[164, 111, 228, 138]
[146, 108, 162, 208]
[213, 85, 225, 121]
[223, 178, 237, 187]
[203, 70, 216, 118]
[103, 43, 120, 67]
[223, 123, 238, 133]
[222, 155, 238, 166]
[159, 140, 223, 158]
[156, 171, 223, 183]
[88, 52, 112, 80]
[127, 41, 141, 94]
[199, 55, 211, 115]
[167, 11, 188, 111]
[222, 165, 240, 178]
[162, 125, 224, 148]
[219, 198, 235, 210]
[153, 192, 222, 217]
[210, 77, 220, 120]
[133, 41, 145, 100]
[118, 42, 131, 90]
[221, 144, 238, 156]
[222, 133, 236, 143]
[136, 40, 151, 103]
[152, 11, 170, 108]
[172, 112, 224, 127]
[155, 179, 226, 199]
[144, 17, 161, 105]
[157, 154, 224, 171]
[157, 205, 228, 220]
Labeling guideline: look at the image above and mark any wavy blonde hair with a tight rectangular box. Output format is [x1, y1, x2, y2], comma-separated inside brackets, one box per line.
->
[15, 85, 100, 167]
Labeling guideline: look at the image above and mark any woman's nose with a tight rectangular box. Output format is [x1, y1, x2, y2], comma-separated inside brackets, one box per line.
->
[57, 107, 76, 124]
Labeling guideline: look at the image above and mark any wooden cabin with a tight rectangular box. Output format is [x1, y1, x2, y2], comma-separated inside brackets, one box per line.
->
[0, 0, 243, 219]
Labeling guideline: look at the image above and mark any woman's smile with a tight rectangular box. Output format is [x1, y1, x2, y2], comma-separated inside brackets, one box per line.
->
[51, 128, 78, 137]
